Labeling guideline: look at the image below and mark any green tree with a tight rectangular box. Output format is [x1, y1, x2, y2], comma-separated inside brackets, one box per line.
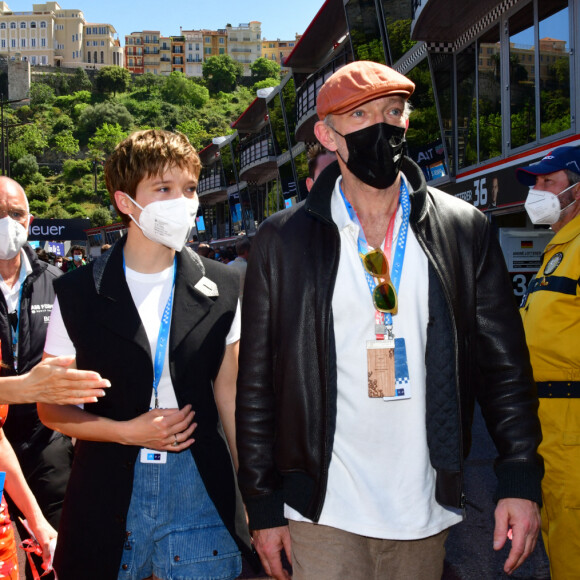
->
[132, 72, 163, 94]
[175, 119, 210, 151]
[10, 124, 48, 160]
[69, 68, 93, 93]
[253, 78, 280, 92]
[88, 123, 127, 156]
[203, 55, 244, 94]
[11, 154, 39, 185]
[51, 131, 80, 157]
[26, 181, 50, 202]
[160, 72, 210, 107]
[95, 66, 132, 96]
[250, 57, 281, 82]
[62, 159, 92, 183]
[29, 83, 56, 107]
[77, 101, 134, 143]
[91, 207, 113, 226]
[44, 205, 72, 219]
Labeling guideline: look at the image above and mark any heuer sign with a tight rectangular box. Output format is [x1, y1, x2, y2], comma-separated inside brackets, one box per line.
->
[28, 219, 92, 241]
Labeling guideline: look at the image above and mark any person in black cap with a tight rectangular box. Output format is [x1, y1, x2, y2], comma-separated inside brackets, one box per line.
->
[517, 145, 580, 580]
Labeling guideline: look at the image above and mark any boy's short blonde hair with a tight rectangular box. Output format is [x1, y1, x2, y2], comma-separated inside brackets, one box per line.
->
[105, 130, 201, 226]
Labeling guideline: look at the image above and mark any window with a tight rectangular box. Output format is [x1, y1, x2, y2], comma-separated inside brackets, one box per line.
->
[1, 40, 5, 48]
[41, 38, 46, 47]
[94, 51, 97, 63]
[10, 22, 16, 29]
[204, 47, 211, 54]
[219, 38, 224, 44]
[205, 36, 210, 43]
[31, 38, 36, 47]
[41, 55, 47, 64]
[0, 23, 5, 29]
[20, 22, 26, 29]
[87, 52, 91, 63]
[219, 47, 225, 55]
[11, 39, 16, 48]
[31, 55, 36, 64]
[100, 51, 104, 63]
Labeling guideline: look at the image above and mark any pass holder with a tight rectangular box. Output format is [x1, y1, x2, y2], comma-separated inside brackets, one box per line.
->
[367, 338, 395, 398]
[140, 448, 167, 464]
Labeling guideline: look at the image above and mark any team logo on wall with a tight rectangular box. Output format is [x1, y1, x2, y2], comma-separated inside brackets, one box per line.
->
[543, 252, 563, 276]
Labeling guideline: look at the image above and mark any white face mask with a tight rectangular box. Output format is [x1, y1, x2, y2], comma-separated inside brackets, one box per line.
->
[524, 183, 577, 225]
[0, 216, 28, 260]
[126, 194, 199, 252]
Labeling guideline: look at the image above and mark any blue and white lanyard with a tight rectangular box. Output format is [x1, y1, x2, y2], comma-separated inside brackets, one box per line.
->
[123, 254, 176, 409]
[339, 180, 411, 328]
[10, 265, 28, 373]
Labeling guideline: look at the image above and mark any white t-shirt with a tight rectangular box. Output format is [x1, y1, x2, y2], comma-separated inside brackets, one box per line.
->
[45, 264, 241, 409]
[285, 176, 462, 539]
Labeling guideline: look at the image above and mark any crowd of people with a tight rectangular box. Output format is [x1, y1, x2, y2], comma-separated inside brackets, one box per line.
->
[0, 60, 578, 580]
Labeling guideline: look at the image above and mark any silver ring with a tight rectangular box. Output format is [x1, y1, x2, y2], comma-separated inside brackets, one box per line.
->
[172, 434, 179, 447]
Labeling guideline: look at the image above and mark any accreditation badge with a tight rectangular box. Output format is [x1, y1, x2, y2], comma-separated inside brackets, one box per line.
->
[140, 448, 167, 464]
[366, 337, 411, 401]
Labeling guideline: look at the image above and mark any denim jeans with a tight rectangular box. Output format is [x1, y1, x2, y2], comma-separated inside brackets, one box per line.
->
[117, 450, 241, 580]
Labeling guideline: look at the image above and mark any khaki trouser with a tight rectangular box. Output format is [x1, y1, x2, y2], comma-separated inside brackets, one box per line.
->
[288, 520, 448, 580]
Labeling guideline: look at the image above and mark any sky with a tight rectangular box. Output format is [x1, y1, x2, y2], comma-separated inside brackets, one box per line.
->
[5, 0, 324, 42]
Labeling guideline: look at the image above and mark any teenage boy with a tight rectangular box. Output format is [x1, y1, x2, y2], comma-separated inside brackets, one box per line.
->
[39, 130, 254, 580]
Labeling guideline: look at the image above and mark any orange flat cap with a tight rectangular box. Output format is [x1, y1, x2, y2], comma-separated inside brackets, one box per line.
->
[316, 60, 415, 120]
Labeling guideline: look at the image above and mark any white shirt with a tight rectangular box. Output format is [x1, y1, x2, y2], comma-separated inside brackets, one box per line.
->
[45, 264, 241, 409]
[0, 250, 32, 312]
[285, 176, 462, 539]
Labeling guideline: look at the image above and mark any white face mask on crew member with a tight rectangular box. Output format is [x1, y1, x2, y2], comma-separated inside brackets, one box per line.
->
[524, 183, 577, 225]
[125, 194, 199, 252]
[0, 215, 29, 260]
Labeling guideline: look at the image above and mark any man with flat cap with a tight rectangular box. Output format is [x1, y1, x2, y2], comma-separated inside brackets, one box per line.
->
[517, 145, 580, 580]
[236, 60, 543, 579]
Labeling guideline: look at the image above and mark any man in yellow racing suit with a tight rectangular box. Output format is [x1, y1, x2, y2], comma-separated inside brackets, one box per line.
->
[518, 145, 580, 580]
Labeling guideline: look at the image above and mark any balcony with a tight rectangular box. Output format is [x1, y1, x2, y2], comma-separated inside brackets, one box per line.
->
[294, 53, 351, 143]
[239, 130, 278, 184]
[198, 172, 228, 203]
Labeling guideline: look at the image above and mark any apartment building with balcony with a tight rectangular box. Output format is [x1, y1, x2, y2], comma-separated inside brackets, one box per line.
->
[181, 28, 203, 77]
[0, 1, 119, 68]
[84, 23, 122, 67]
[201, 28, 227, 61]
[159, 36, 171, 75]
[125, 31, 144, 74]
[170, 34, 184, 74]
[261, 34, 301, 69]
[226, 21, 261, 75]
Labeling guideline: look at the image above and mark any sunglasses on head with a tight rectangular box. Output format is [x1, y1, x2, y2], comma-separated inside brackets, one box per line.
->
[361, 248, 398, 314]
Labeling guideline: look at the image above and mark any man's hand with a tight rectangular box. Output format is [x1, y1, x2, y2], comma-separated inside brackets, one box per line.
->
[8, 356, 110, 406]
[493, 498, 541, 575]
[252, 526, 292, 580]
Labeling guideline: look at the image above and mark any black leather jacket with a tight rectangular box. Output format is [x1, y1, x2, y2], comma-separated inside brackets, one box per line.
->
[236, 158, 543, 531]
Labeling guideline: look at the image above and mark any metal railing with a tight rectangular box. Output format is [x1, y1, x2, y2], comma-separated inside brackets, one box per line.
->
[239, 130, 276, 170]
[295, 53, 352, 123]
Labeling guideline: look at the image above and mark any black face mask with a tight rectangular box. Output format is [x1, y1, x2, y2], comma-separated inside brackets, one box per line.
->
[334, 122, 406, 189]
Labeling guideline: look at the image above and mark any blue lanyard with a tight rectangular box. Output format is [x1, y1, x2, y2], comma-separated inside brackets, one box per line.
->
[123, 254, 176, 409]
[339, 179, 411, 328]
[11, 264, 28, 373]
